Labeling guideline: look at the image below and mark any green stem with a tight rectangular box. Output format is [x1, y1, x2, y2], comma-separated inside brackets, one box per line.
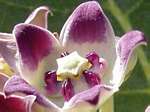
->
[106, 0, 132, 32]
[136, 47, 150, 80]
[106, 0, 150, 82]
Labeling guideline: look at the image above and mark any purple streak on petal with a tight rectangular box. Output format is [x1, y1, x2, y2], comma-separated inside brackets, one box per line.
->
[14, 24, 54, 70]
[61, 79, 74, 101]
[68, 85, 107, 106]
[68, 1, 106, 43]
[25, 6, 51, 28]
[117, 30, 147, 65]
[44, 71, 61, 95]
[4, 75, 61, 111]
[0, 93, 35, 112]
[83, 71, 101, 87]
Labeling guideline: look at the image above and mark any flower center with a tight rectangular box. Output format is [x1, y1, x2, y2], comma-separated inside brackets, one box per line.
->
[44, 51, 106, 101]
[56, 51, 92, 81]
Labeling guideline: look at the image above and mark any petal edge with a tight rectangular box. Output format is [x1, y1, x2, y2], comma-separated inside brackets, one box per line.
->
[25, 6, 51, 28]
[112, 30, 147, 87]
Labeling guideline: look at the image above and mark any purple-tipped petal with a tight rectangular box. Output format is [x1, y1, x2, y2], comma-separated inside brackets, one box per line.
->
[4, 75, 36, 96]
[4, 75, 61, 112]
[13, 23, 61, 88]
[0, 33, 17, 71]
[0, 92, 36, 112]
[14, 23, 58, 70]
[63, 85, 113, 112]
[112, 31, 147, 86]
[60, 1, 116, 74]
[25, 6, 50, 28]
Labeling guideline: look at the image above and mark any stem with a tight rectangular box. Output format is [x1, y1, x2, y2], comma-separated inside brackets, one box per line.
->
[106, 0, 132, 32]
[106, 0, 150, 82]
[136, 47, 150, 80]
[126, 0, 143, 16]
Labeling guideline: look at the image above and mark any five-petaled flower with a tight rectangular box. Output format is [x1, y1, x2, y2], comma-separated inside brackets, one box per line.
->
[0, 1, 147, 112]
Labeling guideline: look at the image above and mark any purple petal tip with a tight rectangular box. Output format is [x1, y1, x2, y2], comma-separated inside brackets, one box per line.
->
[13, 23, 53, 70]
[68, 1, 106, 43]
[117, 30, 147, 64]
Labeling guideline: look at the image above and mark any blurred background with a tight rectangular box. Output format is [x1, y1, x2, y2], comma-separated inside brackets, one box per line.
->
[0, 0, 149, 111]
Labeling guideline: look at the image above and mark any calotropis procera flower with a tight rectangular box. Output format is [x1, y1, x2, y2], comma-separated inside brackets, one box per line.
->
[0, 1, 147, 112]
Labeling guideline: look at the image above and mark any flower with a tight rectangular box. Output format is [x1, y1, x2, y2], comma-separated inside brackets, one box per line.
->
[0, 1, 147, 112]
